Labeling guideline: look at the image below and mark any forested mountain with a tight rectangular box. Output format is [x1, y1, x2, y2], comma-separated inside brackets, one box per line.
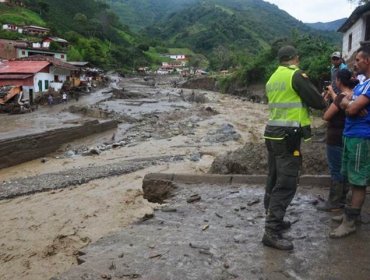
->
[0, 0, 150, 72]
[0, 0, 344, 87]
[105, 0, 341, 70]
[105, 0, 198, 31]
[306, 18, 347, 31]
[106, 0, 341, 42]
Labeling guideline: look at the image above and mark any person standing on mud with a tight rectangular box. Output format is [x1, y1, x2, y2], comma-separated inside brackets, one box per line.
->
[47, 94, 53, 106]
[329, 45, 370, 238]
[317, 69, 358, 212]
[263, 45, 326, 250]
[62, 92, 67, 103]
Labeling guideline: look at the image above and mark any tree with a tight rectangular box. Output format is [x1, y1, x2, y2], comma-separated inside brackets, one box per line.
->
[36, 0, 49, 16]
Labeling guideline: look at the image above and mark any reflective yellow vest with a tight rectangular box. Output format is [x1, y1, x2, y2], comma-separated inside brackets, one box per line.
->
[266, 65, 311, 129]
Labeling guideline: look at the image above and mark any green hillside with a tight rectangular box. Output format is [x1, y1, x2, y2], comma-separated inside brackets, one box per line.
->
[0, 4, 45, 26]
[105, 0, 198, 31]
[0, 0, 152, 72]
[103, 0, 341, 74]
[144, 0, 340, 50]
[0, 0, 343, 87]
[106, 0, 341, 43]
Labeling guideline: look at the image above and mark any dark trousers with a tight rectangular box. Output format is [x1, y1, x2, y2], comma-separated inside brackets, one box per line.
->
[264, 137, 302, 232]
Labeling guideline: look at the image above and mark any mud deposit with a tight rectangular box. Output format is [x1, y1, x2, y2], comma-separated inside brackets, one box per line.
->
[0, 75, 360, 280]
[56, 182, 370, 280]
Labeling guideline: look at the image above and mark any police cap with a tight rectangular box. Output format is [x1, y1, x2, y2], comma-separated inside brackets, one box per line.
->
[278, 45, 298, 62]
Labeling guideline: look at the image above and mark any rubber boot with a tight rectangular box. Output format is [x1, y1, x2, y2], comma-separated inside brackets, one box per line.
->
[317, 181, 344, 212]
[329, 207, 360, 238]
[281, 220, 291, 230]
[262, 230, 293, 250]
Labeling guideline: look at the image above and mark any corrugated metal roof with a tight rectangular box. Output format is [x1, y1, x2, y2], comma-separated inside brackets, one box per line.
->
[45, 37, 68, 43]
[338, 3, 370, 32]
[16, 55, 77, 70]
[23, 25, 50, 31]
[68, 61, 89, 67]
[0, 61, 50, 74]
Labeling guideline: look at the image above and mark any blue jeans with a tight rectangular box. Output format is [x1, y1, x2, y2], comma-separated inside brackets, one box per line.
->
[326, 144, 344, 183]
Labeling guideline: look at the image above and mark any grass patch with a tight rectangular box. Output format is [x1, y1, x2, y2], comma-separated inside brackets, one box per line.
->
[0, 5, 45, 26]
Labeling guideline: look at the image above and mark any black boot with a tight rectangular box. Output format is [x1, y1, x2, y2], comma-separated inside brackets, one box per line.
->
[280, 220, 291, 231]
[317, 181, 344, 212]
[262, 230, 294, 250]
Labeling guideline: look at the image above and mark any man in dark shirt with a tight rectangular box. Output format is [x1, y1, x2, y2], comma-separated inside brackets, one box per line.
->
[263, 45, 326, 250]
[330, 51, 348, 94]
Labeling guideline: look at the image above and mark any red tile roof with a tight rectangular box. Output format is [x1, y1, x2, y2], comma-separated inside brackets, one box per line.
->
[0, 61, 50, 74]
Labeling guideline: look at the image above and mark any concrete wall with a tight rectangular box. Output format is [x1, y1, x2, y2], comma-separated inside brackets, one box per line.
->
[0, 120, 118, 169]
[342, 17, 365, 60]
[33, 72, 52, 93]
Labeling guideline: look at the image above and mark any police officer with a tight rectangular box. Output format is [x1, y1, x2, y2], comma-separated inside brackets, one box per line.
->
[262, 45, 326, 250]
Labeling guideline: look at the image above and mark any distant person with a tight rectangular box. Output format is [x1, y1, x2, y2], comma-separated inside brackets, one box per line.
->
[47, 94, 53, 106]
[317, 69, 358, 212]
[62, 92, 67, 103]
[87, 77, 92, 92]
[330, 51, 348, 94]
[262, 45, 326, 250]
[330, 45, 370, 238]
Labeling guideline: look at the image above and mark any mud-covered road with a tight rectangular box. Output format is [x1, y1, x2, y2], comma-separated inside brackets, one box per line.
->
[1, 74, 361, 280]
[0, 74, 272, 279]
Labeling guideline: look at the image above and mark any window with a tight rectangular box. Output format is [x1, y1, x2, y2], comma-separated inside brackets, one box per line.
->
[365, 15, 370, 41]
[38, 80, 42, 92]
[61, 54, 65, 59]
[45, 80, 49, 89]
[22, 50, 25, 55]
[348, 33, 353, 52]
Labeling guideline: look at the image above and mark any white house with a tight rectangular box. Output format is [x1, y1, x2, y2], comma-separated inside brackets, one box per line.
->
[16, 47, 67, 61]
[2, 23, 23, 33]
[169, 54, 186, 60]
[338, 2, 370, 61]
[0, 57, 77, 103]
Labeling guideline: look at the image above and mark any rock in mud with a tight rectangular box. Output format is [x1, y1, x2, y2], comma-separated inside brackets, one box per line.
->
[142, 179, 178, 204]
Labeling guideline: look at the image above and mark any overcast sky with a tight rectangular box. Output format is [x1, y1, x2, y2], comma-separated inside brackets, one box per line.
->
[265, 0, 357, 23]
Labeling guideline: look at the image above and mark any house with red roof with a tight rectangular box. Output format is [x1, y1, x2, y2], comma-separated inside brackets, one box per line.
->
[0, 57, 77, 103]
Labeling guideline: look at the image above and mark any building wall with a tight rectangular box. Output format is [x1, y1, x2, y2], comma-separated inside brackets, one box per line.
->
[16, 48, 67, 61]
[0, 39, 18, 59]
[49, 67, 70, 91]
[50, 66, 70, 81]
[342, 18, 364, 61]
[33, 72, 53, 93]
[17, 48, 28, 59]
[33, 69, 71, 93]
[54, 53, 67, 61]
[22, 85, 33, 102]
